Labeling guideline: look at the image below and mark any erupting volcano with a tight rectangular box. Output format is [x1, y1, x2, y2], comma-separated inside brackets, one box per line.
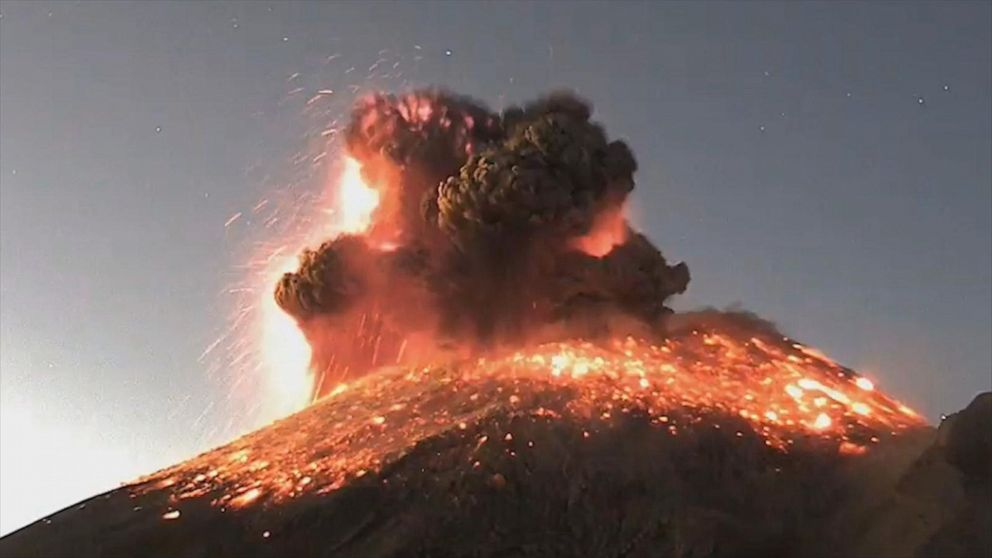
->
[271, 90, 692, 401]
[3, 90, 988, 558]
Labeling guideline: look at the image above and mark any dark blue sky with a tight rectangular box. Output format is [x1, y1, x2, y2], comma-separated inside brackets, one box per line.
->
[1, 0, 989, 534]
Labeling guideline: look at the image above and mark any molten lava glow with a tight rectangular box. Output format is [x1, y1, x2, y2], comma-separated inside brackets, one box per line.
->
[143, 330, 923, 514]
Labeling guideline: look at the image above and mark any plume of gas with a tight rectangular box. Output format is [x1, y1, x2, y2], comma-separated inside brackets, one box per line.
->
[274, 90, 691, 399]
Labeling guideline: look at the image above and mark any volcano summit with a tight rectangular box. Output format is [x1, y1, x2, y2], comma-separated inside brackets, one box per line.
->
[1, 318, 988, 557]
[2, 90, 988, 557]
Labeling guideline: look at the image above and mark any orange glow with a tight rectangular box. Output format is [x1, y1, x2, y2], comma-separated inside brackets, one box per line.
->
[229, 487, 263, 508]
[570, 205, 628, 257]
[336, 157, 380, 235]
[838, 441, 868, 455]
[144, 331, 924, 512]
[254, 157, 380, 418]
[812, 413, 832, 430]
[255, 252, 315, 418]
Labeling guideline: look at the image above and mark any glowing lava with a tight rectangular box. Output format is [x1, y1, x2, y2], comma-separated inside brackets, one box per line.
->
[144, 325, 924, 513]
[258, 252, 314, 414]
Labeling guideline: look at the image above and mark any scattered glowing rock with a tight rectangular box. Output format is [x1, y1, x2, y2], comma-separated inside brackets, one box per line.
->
[839, 442, 867, 455]
[855, 377, 874, 391]
[812, 413, 832, 430]
[230, 488, 262, 508]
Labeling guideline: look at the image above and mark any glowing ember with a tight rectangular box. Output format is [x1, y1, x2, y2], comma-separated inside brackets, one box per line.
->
[327, 383, 349, 398]
[838, 441, 868, 455]
[161, 510, 181, 520]
[230, 487, 263, 508]
[140, 329, 923, 512]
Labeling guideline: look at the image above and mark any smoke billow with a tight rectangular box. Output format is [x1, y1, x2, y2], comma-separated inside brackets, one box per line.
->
[275, 90, 690, 395]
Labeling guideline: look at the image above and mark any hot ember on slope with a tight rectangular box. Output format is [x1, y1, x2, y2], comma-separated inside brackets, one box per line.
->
[139, 317, 922, 513]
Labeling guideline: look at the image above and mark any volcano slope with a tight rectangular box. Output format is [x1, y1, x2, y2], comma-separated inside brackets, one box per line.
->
[2, 315, 989, 558]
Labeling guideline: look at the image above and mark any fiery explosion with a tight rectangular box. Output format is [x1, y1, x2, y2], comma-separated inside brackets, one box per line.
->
[208, 152, 385, 426]
[271, 90, 691, 402]
[176, 89, 925, 514]
[255, 157, 380, 410]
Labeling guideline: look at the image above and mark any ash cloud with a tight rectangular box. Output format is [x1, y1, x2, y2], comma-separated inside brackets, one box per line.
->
[275, 89, 689, 394]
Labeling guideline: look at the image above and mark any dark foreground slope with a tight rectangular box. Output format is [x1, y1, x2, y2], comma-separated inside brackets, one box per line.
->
[2, 342, 988, 557]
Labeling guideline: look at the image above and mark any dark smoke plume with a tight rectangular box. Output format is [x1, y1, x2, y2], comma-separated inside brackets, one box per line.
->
[428, 93, 636, 246]
[275, 90, 690, 394]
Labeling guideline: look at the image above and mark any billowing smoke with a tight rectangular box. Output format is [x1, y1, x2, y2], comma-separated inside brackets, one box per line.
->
[275, 90, 689, 396]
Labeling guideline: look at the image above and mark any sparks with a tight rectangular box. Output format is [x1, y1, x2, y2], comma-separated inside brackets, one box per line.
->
[250, 157, 381, 418]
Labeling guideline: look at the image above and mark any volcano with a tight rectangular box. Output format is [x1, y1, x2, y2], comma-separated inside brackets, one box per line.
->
[6, 89, 987, 558]
[2, 313, 988, 558]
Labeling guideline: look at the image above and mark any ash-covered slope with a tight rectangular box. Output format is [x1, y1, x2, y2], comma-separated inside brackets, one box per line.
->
[2, 319, 988, 558]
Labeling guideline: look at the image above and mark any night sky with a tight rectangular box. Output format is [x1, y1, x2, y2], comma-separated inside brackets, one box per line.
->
[1, 1, 989, 535]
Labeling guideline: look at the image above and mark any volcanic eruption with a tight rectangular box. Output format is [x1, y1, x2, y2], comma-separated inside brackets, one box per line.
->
[2, 90, 988, 558]
[274, 90, 690, 398]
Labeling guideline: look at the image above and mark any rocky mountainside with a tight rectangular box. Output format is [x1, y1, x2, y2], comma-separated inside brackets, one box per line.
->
[2, 328, 987, 558]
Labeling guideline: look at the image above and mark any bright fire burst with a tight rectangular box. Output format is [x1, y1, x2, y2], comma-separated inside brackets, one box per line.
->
[257, 253, 315, 415]
[146, 328, 923, 513]
[250, 157, 380, 418]
[335, 157, 381, 235]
